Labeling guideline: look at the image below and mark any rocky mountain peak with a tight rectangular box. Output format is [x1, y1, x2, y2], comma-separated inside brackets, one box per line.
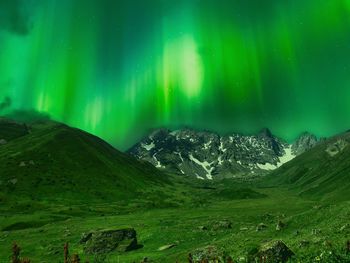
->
[129, 128, 317, 180]
[258, 128, 273, 138]
[291, 132, 318, 155]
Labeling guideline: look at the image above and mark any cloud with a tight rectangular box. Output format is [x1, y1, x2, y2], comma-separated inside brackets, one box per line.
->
[0, 0, 32, 35]
[0, 97, 12, 112]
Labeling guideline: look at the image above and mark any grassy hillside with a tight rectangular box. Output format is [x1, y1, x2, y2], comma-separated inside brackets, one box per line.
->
[0, 119, 171, 204]
[264, 131, 350, 201]
[0, 119, 29, 141]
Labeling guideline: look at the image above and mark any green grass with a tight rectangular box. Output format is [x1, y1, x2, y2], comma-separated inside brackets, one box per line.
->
[1, 184, 349, 262]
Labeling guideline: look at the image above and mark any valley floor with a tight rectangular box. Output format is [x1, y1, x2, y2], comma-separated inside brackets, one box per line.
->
[0, 186, 349, 262]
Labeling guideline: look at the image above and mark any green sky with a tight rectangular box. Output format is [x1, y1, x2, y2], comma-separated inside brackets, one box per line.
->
[1, 0, 350, 150]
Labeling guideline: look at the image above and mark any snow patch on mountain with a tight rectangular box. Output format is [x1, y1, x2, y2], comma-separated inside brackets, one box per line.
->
[189, 154, 214, 180]
[142, 141, 155, 151]
[277, 146, 295, 167]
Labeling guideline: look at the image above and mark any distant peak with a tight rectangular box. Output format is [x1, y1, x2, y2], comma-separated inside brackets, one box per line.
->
[149, 128, 170, 139]
[295, 132, 318, 141]
[258, 128, 273, 138]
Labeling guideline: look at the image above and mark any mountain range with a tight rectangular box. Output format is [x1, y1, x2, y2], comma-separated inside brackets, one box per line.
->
[128, 128, 319, 179]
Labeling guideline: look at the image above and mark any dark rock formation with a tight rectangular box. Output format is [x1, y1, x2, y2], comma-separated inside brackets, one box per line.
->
[81, 228, 139, 254]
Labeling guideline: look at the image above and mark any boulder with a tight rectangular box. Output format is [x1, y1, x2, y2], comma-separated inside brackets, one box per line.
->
[0, 139, 7, 145]
[276, 220, 285, 231]
[82, 228, 139, 254]
[256, 223, 268, 231]
[191, 245, 224, 263]
[158, 244, 176, 251]
[212, 219, 232, 230]
[258, 240, 294, 263]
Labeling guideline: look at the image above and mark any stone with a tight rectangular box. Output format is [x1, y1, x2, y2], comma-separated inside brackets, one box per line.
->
[198, 226, 208, 231]
[258, 240, 295, 263]
[79, 232, 92, 244]
[276, 220, 285, 231]
[0, 139, 7, 145]
[191, 245, 224, 263]
[158, 244, 176, 251]
[298, 240, 310, 248]
[9, 178, 17, 185]
[212, 219, 232, 230]
[19, 161, 26, 167]
[340, 224, 350, 232]
[256, 223, 268, 231]
[82, 228, 139, 254]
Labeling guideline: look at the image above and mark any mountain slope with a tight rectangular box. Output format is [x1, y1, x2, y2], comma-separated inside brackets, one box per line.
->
[0, 119, 169, 202]
[128, 128, 318, 179]
[265, 131, 350, 201]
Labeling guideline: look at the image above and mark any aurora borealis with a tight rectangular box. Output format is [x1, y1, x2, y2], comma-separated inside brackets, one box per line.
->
[1, 0, 350, 150]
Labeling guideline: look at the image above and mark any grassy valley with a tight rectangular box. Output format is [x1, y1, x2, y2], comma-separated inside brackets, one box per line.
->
[0, 119, 350, 262]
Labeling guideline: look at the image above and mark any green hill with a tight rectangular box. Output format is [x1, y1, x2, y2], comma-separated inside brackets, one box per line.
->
[264, 131, 350, 201]
[0, 119, 170, 203]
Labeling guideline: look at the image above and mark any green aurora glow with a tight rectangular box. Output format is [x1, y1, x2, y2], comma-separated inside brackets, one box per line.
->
[1, 0, 350, 150]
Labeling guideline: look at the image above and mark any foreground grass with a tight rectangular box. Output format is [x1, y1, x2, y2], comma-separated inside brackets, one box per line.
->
[1, 185, 349, 262]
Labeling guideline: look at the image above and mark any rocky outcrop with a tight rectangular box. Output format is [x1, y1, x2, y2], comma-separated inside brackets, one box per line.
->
[258, 240, 294, 263]
[326, 139, 348, 157]
[291, 132, 318, 155]
[81, 228, 139, 254]
[190, 246, 224, 263]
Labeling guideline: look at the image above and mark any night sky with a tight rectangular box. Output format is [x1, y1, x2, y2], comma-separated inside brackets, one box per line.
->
[1, 0, 350, 150]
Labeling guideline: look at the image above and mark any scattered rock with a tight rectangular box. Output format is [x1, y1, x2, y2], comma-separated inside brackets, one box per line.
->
[258, 240, 295, 263]
[276, 220, 285, 231]
[340, 224, 350, 232]
[0, 139, 7, 145]
[158, 244, 176, 251]
[261, 213, 275, 222]
[240, 227, 249, 231]
[198, 226, 208, 231]
[191, 245, 224, 263]
[9, 178, 17, 185]
[212, 219, 232, 230]
[256, 223, 268, 231]
[79, 232, 93, 244]
[82, 228, 139, 254]
[298, 240, 310, 248]
[19, 161, 26, 167]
